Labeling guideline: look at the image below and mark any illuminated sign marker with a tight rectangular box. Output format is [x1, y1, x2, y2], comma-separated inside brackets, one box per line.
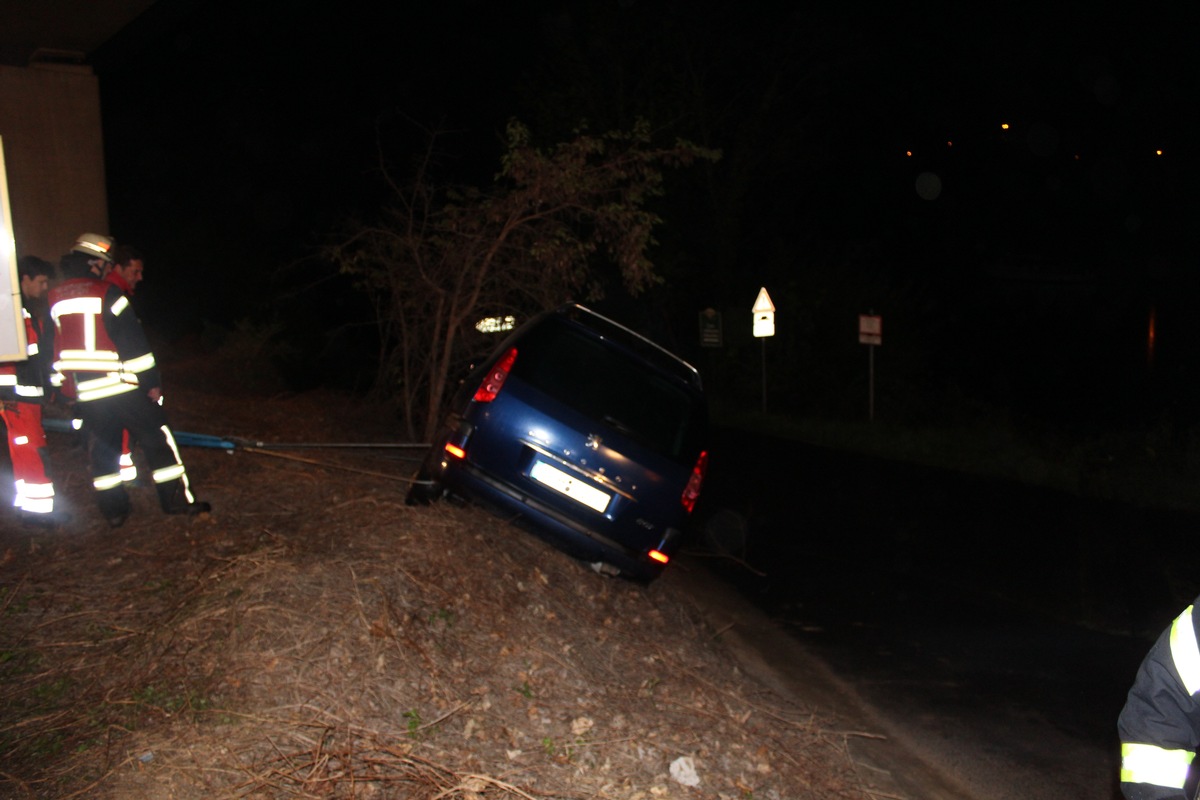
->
[475, 315, 516, 334]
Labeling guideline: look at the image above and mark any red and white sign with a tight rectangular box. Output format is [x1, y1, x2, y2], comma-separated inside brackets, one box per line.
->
[859, 314, 882, 346]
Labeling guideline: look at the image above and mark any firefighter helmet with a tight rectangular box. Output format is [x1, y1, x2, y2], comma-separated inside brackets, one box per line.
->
[72, 232, 114, 263]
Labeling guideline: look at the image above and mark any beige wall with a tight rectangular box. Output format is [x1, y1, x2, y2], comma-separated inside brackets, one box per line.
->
[0, 61, 108, 266]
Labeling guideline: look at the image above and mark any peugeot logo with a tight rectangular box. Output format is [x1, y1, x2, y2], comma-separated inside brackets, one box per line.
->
[585, 433, 602, 450]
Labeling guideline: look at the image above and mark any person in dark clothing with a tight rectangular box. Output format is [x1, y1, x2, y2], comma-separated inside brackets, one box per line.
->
[48, 234, 210, 527]
[1119, 595, 1200, 799]
[105, 244, 144, 483]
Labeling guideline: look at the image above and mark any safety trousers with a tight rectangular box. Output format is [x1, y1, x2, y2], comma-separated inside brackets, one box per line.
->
[1, 400, 56, 515]
[75, 390, 198, 520]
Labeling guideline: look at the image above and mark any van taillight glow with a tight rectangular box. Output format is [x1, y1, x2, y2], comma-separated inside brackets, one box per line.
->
[680, 450, 708, 513]
[444, 443, 466, 459]
[473, 347, 518, 402]
[648, 550, 669, 565]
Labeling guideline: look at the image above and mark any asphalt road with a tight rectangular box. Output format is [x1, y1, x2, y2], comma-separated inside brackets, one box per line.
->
[694, 427, 1200, 799]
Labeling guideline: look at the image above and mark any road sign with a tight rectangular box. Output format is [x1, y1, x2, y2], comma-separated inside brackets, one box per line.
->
[859, 313, 882, 422]
[752, 287, 775, 338]
[859, 314, 882, 346]
[699, 308, 723, 347]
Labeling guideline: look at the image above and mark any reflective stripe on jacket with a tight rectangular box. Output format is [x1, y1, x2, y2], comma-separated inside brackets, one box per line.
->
[1119, 600, 1200, 799]
[0, 308, 45, 401]
[49, 277, 160, 402]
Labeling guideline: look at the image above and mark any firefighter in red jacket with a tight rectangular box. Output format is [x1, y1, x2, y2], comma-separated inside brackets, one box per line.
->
[1119, 594, 1200, 799]
[1, 255, 69, 527]
[48, 233, 210, 527]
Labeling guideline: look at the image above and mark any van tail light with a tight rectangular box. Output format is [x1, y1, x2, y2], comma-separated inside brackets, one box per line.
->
[444, 443, 466, 460]
[649, 529, 681, 568]
[473, 347, 518, 403]
[680, 450, 708, 514]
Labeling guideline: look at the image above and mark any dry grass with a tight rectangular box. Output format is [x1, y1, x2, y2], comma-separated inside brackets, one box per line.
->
[0, 366, 879, 799]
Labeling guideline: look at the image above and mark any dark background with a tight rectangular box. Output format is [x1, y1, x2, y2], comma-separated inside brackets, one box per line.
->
[73, 10, 1200, 794]
[89, 2, 1200, 438]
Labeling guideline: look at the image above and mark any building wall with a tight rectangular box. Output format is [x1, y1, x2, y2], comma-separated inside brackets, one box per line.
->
[0, 61, 108, 266]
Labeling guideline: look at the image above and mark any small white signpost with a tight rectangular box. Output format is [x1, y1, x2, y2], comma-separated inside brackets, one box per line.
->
[753, 287, 775, 412]
[859, 313, 882, 421]
[752, 287, 775, 338]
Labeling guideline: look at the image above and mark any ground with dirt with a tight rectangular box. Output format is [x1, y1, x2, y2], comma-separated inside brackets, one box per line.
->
[1, 357, 885, 799]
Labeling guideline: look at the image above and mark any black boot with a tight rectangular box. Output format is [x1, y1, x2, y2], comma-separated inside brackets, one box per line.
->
[97, 488, 131, 528]
[166, 500, 211, 516]
[159, 481, 211, 516]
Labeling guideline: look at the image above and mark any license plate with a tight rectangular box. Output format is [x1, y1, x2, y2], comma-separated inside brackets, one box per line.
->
[529, 461, 611, 513]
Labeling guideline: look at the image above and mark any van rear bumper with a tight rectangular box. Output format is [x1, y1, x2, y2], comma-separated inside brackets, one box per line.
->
[444, 460, 670, 581]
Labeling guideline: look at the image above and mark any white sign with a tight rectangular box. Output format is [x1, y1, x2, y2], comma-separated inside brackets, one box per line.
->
[752, 286, 775, 338]
[475, 315, 516, 333]
[859, 314, 882, 346]
[0, 136, 25, 362]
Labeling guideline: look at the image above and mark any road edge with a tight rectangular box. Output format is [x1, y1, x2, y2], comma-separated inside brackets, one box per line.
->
[666, 556, 980, 800]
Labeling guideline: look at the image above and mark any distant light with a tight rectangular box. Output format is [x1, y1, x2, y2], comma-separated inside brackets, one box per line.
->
[1155, 149, 1164, 156]
[475, 315, 516, 334]
[905, 150, 913, 157]
[946, 140, 953, 147]
[1148, 306, 1156, 369]
[1000, 123, 1010, 130]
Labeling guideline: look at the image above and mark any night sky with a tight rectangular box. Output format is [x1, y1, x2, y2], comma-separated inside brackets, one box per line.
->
[93, 2, 530, 324]
[89, 2, 1200, 430]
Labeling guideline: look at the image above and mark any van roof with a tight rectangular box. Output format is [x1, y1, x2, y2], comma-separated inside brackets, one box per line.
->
[553, 304, 704, 393]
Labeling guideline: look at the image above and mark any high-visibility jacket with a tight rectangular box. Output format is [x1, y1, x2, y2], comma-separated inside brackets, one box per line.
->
[1, 301, 59, 515]
[49, 277, 161, 403]
[0, 308, 45, 401]
[1119, 597, 1200, 800]
[103, 268, 139, 481]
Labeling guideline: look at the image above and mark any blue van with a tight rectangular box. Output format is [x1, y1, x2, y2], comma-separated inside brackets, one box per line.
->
[407, 304, 709, 582]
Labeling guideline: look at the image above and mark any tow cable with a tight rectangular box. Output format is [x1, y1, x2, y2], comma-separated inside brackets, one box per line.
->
[227, 438, 431, 484]
[42, 419, 432, 485]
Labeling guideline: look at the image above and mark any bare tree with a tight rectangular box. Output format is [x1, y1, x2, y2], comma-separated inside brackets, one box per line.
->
[326, 119, 719, 441]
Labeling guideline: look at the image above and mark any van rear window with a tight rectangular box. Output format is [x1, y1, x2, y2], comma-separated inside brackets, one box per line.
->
[509, 319, 703, 460]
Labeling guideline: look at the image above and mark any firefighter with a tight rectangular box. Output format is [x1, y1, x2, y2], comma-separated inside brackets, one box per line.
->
[107, 245, 144, 294]
[1118, 594, 1200, 799]
[0, 255, 70, 527]
[105, 244, 145, 484]
[48, 233, 211, 527]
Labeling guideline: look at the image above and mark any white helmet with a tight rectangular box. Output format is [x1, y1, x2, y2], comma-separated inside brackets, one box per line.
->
[73, 232, 114, 263]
